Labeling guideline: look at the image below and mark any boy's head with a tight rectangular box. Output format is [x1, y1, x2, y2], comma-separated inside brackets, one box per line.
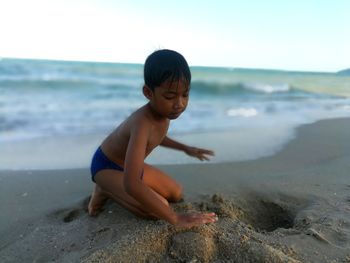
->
[144, 49, 191, 90]
[143, 50, 191, 120]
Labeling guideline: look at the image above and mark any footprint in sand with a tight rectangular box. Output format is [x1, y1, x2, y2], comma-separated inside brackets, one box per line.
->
[62, 197, 92, 222]
[48, 207, 83, 223]
[63, 209, 81, 223]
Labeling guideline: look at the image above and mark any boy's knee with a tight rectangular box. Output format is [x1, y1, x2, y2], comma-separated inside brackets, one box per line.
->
[169, 184, 183, 202]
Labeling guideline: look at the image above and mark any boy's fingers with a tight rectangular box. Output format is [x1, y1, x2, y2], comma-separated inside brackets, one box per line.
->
[203, 214, 218, 220]
[199, 213, 218, 220]
[183, 213, 217, 226]
[202, 149, 214, 155]
[189, 212, 216, 218]
[201, 217, 218, 224]
[199, 155, 210, 161]
[196, 152, 209, 159]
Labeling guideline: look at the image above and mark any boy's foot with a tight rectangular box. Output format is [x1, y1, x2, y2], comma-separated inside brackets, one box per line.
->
[88, 185, 109, 216]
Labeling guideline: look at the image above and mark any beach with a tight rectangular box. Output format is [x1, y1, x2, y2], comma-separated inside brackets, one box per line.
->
[1, 117, 350, 262]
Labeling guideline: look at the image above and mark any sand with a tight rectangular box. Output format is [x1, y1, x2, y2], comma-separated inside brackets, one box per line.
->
[1, 118, 350, 262]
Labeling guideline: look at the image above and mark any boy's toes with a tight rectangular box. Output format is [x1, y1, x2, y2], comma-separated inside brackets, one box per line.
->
[88, 205, 100, 216]
[88, 205, 95, 216]
[87, 187, 110, 216]
[87, 198, 103, 216]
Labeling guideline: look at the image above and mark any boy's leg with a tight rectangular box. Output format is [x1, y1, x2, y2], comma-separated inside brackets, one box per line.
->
[142, 163, 183, 202]
[89, 169, 169, 218]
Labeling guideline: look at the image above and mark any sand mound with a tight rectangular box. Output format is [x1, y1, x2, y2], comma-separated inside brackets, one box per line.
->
[83, 193, 307, 262]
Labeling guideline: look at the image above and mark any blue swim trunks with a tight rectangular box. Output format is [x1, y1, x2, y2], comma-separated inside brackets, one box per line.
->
[90, 147, 143, 183]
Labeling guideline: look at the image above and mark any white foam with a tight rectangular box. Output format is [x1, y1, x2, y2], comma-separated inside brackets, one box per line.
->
[244, 83, 290, 93]
[342, 105, 350, 111]
[227, 107, 258, 117]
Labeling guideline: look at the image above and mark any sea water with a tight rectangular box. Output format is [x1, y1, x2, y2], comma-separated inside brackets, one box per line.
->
[1, 58, 350, 169]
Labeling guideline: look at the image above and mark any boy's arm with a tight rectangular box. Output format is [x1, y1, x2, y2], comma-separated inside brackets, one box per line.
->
[160, 136, 187, 151]
[123, 121, 178, 224]
[160, 136, 214, 161]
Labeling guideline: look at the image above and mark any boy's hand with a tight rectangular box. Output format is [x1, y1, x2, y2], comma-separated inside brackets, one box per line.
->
[184, 146, 214, 161]
[174, 212, 218, 228]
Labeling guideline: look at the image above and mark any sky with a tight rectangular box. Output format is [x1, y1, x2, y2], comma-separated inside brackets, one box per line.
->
[0, 0, 349, 72]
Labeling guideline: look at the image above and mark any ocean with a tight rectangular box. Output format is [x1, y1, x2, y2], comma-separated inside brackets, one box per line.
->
[1, 58, 350, 169]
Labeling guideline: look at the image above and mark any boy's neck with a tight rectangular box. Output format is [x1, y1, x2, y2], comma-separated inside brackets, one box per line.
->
[145, 103, 169, 123]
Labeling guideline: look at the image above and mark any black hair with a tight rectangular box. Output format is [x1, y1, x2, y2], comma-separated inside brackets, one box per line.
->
[144, 49, 191, 90]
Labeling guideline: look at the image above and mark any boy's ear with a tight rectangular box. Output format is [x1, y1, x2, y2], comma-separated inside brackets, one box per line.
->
[143, 85, 153, 100]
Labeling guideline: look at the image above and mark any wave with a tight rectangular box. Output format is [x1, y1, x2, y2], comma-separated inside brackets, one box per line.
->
[0, 58, 143, 87]
[226, 107, 258, 117]
[0, 74, 142, 87]
[243, 83, 290, 93]
[1, 74, 293, 95]
[190, 80, 292, 95]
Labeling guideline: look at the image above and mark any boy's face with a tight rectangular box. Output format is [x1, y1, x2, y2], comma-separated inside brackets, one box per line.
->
[147, 79, 189, 120]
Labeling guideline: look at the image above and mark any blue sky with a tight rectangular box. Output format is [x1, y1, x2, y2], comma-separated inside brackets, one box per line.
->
[0, 0, 349, 72]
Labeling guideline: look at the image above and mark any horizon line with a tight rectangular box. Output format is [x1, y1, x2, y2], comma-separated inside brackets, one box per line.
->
[0, 55, 344, 74]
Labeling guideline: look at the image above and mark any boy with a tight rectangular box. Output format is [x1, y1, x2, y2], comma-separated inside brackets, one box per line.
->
[88, 49, 218, 228]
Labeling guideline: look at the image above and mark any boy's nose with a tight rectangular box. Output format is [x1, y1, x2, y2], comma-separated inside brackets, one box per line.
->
[174, 97, 186, 109]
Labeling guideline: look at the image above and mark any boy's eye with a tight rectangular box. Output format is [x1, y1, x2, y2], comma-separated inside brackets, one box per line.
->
[163, 93, 176, 99]
[183, 93, 189, 97]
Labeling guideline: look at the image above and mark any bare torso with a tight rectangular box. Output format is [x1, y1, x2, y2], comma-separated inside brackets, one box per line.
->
[100, 104, 169, 166]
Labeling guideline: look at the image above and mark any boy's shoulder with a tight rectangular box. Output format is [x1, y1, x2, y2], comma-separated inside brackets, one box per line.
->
[126, 106, 154, 130]
[128, 105, 168, 132]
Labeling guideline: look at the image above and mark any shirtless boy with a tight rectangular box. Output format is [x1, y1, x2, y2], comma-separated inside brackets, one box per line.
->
[88, 49, 218, 228]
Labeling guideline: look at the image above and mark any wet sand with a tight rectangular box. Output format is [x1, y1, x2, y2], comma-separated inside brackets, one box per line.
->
[1, 118, 350, 262]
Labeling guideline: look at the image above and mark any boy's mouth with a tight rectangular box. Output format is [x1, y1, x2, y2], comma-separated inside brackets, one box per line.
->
[169, 111, 183, 118]
[171, 109, 184, 115]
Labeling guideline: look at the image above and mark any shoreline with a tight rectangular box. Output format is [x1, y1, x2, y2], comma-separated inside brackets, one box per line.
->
[1, 117, 350, 262]
[1, 116, 347, 171]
